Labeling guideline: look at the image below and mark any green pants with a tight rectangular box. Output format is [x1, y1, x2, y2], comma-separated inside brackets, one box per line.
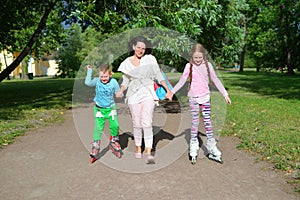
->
[93, 105, 119, 141]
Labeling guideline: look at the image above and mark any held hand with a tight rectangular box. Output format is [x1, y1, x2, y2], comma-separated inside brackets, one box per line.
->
[87, 65, 92, 69]
[225, 96, 231, 105]
[115, 91, 123, 98]
[165, 90, 173, 101]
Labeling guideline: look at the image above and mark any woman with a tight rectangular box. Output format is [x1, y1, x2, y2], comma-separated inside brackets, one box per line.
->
[116, 36, 172, 164]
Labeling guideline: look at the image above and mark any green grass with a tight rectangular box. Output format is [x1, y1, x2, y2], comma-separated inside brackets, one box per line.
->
[0, 77, 75, 146]
[220, 71, 299, 169]
[220, 70, 300, 192]
[0, 70, 299, 192]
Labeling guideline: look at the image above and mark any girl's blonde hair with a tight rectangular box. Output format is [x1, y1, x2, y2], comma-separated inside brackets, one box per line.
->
[189, 43, 207, 60]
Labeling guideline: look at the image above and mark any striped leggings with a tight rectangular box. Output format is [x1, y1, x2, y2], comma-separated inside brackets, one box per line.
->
[189, 98, 214, 142]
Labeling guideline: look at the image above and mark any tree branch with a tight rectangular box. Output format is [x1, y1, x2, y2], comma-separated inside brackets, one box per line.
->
[0, 0, 59, 82]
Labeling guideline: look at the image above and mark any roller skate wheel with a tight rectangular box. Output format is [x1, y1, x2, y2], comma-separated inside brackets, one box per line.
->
[191, 157, 197, 165]
[208, 154, 223, 164]
[90, 157, 96, 164]
[109, 145, 122, 158]
[116, 152, 122, 158]
[218, 157, 224, 164]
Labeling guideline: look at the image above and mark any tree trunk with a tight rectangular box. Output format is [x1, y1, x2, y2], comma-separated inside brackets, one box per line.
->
[240, 14, 246, 72]
[240, 44, 246, 72]
[281, 4, 294, 75]
[2, 51, 10, 79]
[286, 50, 294, 75]
[0, 0, 58, 82]
[21, 59, 28, 80]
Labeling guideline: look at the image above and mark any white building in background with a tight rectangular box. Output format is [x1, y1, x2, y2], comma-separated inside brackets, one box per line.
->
[0, 50, 60, 79]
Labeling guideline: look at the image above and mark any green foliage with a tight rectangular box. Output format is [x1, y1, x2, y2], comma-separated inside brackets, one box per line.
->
[2, 0, 299, 81]
[245, 0, 300, 73]
[0, 1, 66, 55]
[74, 0, 248, 67]
[33, 8, 66, 58]
[244, 55, 256, 68]
[56, 24, 84, 78]
[0, 1, 43, 51]
[0, 0, 250, 79]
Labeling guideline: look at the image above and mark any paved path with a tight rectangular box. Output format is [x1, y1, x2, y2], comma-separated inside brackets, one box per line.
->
[0, 105, 298, 200]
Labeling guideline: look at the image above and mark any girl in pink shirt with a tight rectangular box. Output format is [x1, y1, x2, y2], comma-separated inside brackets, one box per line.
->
[169, 43, 231, 164]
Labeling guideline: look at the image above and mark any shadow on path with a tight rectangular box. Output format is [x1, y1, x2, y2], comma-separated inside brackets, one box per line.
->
[175, 128, 213, 161]
[115, 126, 175, 156]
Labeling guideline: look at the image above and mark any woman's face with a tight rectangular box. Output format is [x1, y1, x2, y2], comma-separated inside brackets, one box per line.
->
[133, 42, 146, 58]
[192, 51, 204, 65]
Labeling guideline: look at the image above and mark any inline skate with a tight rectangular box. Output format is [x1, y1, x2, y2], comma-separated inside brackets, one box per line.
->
[206, 138, 223, 164]
[109, 136, 123, 158]
[90, 140, 101, 164]
[189, 140, 199, 165]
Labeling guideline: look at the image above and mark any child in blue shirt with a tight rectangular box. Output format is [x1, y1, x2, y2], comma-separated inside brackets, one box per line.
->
[85, 64, 122, 163]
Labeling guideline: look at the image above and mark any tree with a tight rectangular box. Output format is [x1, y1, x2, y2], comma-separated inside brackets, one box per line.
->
[56, 24, 84, 78]
[74, 0, 248, 69]
[246, 0, 300, 74]
[1, 0, 248, 82]
[0, 0, 59, 82]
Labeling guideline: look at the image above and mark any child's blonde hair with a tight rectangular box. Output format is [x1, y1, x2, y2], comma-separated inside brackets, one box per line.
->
[98, 64, 112, 76]
[189, 43, 207, 60]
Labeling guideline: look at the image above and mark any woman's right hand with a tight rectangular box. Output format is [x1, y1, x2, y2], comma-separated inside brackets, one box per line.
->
[116, 91, 123, 98]
[87, 65, 92, 69]
[165, 91, 173, 101]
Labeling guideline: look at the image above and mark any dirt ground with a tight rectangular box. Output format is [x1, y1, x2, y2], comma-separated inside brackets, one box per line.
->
[0, 104, 299, 200]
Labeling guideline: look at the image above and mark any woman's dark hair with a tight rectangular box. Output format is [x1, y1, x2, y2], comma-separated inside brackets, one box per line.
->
[128, 36, 152, 56]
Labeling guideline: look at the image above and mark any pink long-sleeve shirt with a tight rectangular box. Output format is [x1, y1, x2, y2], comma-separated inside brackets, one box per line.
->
[171, 62, 228, 97]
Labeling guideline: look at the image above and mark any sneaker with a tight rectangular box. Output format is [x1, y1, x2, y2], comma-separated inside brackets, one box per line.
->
[135, 152, 142, 159]
[145, 155, 155, 164]
[206, 138, 221, 157]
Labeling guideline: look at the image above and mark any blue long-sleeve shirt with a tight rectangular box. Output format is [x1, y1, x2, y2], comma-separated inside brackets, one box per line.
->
[85, 69, 120, 108]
